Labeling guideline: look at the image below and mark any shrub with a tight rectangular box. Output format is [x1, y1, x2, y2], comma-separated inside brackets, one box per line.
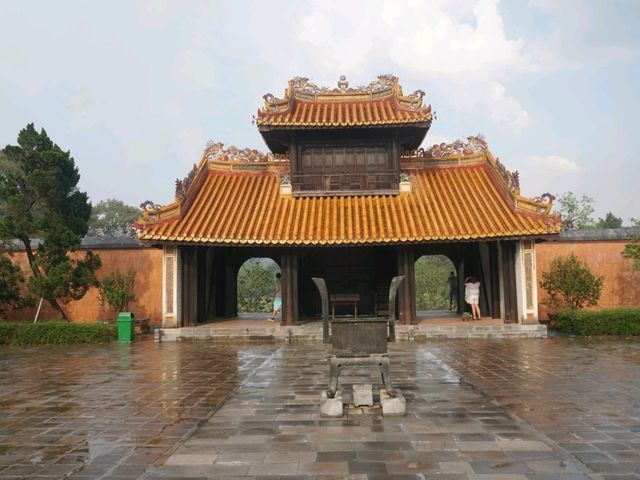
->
[540, 253, 603, 311]
[621, 238, 640, 271]
[0, 321, 117, 345]
[553, 308, 640, 336]
[99, 270, 136, 318]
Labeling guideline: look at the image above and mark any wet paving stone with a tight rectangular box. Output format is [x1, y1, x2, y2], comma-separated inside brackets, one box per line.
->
[0, 340, 277, 479]
[142, 344, 589, 480]
[2, 336, 640, 478]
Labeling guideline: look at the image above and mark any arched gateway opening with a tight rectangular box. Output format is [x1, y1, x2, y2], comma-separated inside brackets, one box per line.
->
[237, 258, 281, 318]
[414, 255, 458, 319]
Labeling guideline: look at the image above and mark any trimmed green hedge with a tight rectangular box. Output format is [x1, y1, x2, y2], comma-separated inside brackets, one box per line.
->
[0, 321, 117, 345]
[553, 308, 640, 336]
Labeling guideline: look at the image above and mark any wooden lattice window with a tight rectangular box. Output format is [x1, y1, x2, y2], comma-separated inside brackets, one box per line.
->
[296, 145, 396, 193]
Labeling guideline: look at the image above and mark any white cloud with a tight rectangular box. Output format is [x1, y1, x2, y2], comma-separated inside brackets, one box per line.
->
[176, 46, 218, 88]
[1, 0, 637, 220]
[389, 0, 530, 78]
[135, 0, 171, 28]
[524, 155, 580, 173]
[295, 0, 533, 133]
[516, 154, 581, 198]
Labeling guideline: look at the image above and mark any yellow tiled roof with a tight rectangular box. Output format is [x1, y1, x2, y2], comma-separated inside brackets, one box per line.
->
[257, 98, 432, 128]
[139, 164, 560, 245]
[256, 75, 433, 128]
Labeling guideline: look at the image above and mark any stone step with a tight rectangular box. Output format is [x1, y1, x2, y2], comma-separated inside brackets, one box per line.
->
[157, 323, 546, 342]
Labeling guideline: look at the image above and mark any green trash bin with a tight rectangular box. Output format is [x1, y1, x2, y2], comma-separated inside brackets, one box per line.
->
[117, 312, 135, 343]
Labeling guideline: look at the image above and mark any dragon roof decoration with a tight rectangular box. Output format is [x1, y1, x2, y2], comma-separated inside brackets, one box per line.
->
[258, 74, 432, 119]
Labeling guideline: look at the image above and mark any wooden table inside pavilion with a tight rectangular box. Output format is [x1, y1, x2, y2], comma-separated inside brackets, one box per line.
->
[329, 293, 360, 320]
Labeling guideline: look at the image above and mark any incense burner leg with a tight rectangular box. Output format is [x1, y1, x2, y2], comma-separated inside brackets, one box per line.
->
[328, 357, 341, 398]
[378, 357, 396, 396]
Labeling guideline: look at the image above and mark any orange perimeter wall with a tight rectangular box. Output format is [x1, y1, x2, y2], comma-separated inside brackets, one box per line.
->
[4, 241, 639, 325]
[536, 241, 640, 320]
[4, 248, 163, 325]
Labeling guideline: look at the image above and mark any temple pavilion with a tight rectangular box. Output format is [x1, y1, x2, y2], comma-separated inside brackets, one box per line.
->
[137, 75, 561, 328]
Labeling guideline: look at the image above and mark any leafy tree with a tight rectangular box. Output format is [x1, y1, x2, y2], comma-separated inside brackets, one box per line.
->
[237, 259, 279, 313]
[596, 212, 623, 229]
[557, 192, 595, 230]
[622, 239, 640, 271]
[0, 124, 101, 319]
[0, 253, 27, 315]
[540, 253, 603, 311]
[99, 269, 136, 317]
[415, 255, 455, 311]
[620, 218, 640, 271]
[89, 199, 140, 237]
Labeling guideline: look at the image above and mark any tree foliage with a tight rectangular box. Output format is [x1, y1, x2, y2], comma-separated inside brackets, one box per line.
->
[99, 269, 137, 317]
[0, 124, 101, 319]
[415, 255, 456, 311]
[237, 259, 279, 313]
[0, 253, 27, 315]
[622, 239, 640, 271]
[557, 192, 595, 230]
[89, 198, 140, 237]
[596, 212, 623, 229]
[541, 253, 603, 311]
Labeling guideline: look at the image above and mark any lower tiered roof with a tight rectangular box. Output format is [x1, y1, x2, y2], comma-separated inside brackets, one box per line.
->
[137, 142, 561, 245]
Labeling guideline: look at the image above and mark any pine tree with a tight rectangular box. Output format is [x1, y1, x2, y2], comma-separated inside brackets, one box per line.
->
[0, 124, 101, 319]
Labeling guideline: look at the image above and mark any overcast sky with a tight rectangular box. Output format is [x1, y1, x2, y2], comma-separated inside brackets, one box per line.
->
[1, 0, 639, 222]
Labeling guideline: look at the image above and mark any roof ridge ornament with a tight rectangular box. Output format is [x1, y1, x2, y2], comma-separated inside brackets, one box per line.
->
[402, 134, 488, 159]
[289, 74, 397, 96]
[200, 141, 288, 165]
[258, 74, 430, 116]
[337, 75, 349, 92]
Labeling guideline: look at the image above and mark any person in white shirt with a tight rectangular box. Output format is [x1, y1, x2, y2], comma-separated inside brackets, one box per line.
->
[464, 276, 481, 320]
[268, 273, 282, 322]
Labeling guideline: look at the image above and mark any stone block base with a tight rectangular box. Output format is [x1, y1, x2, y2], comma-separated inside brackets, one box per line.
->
[380, 389, 406, 416]
[353, 384, 373, 407]
[320, 390, 343, 417]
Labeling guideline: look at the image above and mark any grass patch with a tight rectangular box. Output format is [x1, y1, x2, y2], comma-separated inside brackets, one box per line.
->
[0, 321, 117, 345]
[552, 308, 640, 336]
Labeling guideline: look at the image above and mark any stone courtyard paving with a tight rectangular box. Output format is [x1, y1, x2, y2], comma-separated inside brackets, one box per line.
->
[0, 337, 638, 479]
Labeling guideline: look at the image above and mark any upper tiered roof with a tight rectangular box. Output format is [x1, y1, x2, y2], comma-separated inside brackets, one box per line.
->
[256, 75, 433, 129]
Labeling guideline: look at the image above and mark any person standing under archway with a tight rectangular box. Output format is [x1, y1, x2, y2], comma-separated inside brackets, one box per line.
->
[464, 276, 481, 320]
[268, 273, 282, 322]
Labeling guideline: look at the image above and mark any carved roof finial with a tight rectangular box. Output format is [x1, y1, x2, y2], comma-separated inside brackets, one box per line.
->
[337, 75, 349, 92]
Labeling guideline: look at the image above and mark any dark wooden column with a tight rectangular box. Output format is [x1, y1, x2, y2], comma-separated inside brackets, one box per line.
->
[478, 241, 492, 317]
[456, 255, 465, 315]
[290, 137, 298, 178]
[181, 246, 198, 327]
[396, 246, 415, 325]
[204, 247, 216, 323]
[502, 241, 518, 323]
[488, 242, 501, 319]
[391, 139, 400, 175]
[281, 249, 299, 325]
[223, 250, 237, 318]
